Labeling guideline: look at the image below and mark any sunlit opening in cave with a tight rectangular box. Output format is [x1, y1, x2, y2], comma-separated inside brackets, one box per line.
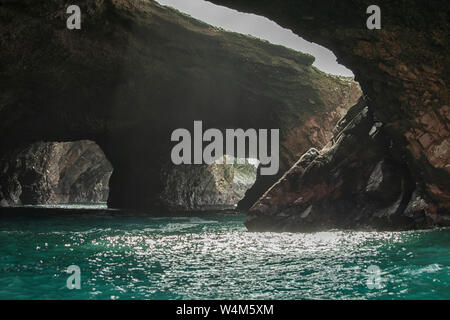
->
[156, 0, 354, 77]
[161, 155, 259, 211]
[0, 140, 112, 209]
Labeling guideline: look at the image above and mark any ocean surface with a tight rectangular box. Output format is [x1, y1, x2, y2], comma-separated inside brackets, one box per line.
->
[0, 206, 449, 300]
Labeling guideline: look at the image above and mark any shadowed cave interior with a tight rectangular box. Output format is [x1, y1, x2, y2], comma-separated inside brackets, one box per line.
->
[0, 139, 260, 211]
[0, 0, 449, 302]
[0, 0, 362, 214]
[0, 0, 448, 232]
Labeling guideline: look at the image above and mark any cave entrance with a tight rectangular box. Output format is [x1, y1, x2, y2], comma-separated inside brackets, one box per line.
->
[161, 155, 259, 211]
[0, 140, 113, 208]
[155, 0, 360, 211]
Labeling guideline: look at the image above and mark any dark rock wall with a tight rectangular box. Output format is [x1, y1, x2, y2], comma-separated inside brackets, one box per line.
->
[0, 140, 112, 206]
[0, 0, 360, 211]
[247, 97, 448, 231]
[208, 0, 450, 230]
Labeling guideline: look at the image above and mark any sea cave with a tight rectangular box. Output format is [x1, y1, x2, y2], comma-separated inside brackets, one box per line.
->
[0, 0, 448, 301]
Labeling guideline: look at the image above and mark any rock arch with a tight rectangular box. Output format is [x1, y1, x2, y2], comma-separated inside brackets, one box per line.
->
[0, 1, 360, 212]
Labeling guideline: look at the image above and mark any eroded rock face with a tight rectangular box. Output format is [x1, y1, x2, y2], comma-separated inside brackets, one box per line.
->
[208, 0, 450, 230]
[247, 97, 449, 231]
[161, 156, 257, 211]
[0, 141, 112, 206]
[0, 0, 360, 211]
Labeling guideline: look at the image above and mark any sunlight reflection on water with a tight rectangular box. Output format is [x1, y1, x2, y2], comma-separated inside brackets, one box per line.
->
[0, 213, 448, 300]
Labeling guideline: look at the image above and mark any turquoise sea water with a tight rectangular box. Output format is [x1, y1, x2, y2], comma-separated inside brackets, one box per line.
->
[0, 208, 449, 300]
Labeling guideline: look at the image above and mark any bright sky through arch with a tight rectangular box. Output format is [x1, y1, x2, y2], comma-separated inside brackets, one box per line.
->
[156, 0, 354, 77]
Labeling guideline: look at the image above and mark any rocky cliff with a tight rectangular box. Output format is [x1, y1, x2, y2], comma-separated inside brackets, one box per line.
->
[247, 97, 448, 231]
[161, 156, 257, 211]
[0, 140, 112, 206]
[207, 0, 450, 230]
[0, 0, 360, 211]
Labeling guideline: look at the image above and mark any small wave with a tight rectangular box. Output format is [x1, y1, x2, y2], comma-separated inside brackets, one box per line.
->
[26, 203, 108, 210]
[409, 264, 443, 275]
[188, 217, 218, 224]
[159, 223, 197, 233]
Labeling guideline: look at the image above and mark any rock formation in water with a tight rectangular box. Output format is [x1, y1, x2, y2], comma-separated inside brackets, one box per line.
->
[209, 0, 450, 230]
[0, 141, 112, 206]
[2, 0, 447, 231]
[247, 97, 445, 231]
[0, 1, 360, 210]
